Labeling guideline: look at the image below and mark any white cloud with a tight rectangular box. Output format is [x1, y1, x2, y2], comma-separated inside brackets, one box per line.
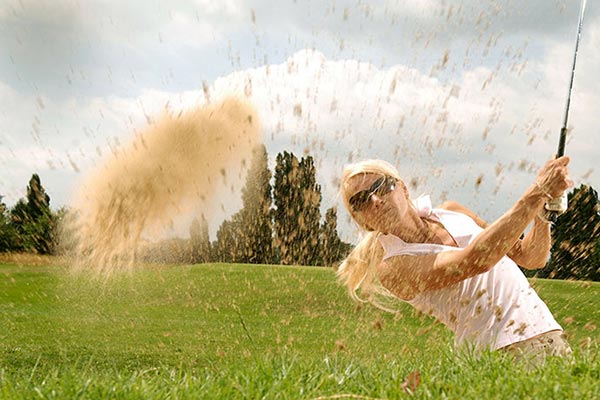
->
[162, 11, 220, 47]
[3, 44, 598, 222]
[193, 0, 243, 17]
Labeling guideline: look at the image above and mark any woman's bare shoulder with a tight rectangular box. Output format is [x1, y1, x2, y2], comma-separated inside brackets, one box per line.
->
[438, 200, 488, 228]
[438, 200, 466, 212]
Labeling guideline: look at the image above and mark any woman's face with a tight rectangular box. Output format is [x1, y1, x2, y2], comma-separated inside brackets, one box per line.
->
[346, 173, 410, 232]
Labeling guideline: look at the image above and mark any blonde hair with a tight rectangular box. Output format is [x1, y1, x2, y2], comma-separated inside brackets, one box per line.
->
[336, 159, 404, 312]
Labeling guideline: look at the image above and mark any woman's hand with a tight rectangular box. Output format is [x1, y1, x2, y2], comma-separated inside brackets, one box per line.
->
[535, 156, 574, 199]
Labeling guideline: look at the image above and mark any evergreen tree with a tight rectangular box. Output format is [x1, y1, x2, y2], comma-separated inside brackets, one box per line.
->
[319, 206, 345, 267]
[544, 184, 600, 281]
[0, 198, 17, 252]
[189, 218, 201, 263]
[214, 216, 243, 263]
[212, 145, 273, 264]
[198, 216, 211, 263]
[213, 220, 231, 262]
[273, 151, 322, 266]
[26, 174, 50, 220]
[9, 174, 56, 254]
[9, 199, 28, 251]
[273, 151, 297, 264]
[297, 156, 322, 265]
[273, 152, 301, 264]
[237, 144, 273, 264]
[189, 216, 211, 263]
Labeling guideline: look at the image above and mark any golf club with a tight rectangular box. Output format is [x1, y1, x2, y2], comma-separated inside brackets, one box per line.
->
[546, 0, 587, 222]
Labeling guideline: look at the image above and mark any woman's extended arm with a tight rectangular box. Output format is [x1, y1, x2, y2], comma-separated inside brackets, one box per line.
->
[439, 201, 552, 270]
[377, 157, 572, 300]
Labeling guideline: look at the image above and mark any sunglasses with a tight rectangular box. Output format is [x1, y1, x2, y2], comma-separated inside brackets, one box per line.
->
[349, 175, 397, 212]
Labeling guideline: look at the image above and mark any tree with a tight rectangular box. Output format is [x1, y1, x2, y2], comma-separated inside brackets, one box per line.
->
[9, 199, 29, 251]
[297, 156, 322, 265]
[544, 184, 600, 281]
[273, 151, 322, 265]
[319, 206, 344, 267]
[211, 145, 273, 264]
[0, 198, 17, 252]
[213, 217, 242, 263]
[26, 174, 50, 220]
[272, 151, 298, 264]
[9, 174, 56, 254]
[190, 215, 211, 263]
[236, 144, 273, 264]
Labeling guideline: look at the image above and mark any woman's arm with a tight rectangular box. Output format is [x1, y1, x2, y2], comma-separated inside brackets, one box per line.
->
[377, 157, 571, 300]
[505, 217, 552, 270]
[440, 201, 552, 270]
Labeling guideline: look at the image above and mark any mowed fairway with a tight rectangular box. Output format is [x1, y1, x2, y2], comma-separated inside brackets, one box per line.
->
[1, 261, 599, 399]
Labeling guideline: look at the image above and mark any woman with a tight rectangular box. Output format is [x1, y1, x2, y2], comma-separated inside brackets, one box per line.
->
[337, 157, 573, 362]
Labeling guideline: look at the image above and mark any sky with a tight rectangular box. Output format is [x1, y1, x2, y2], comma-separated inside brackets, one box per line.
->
[1, 0, 598, 242]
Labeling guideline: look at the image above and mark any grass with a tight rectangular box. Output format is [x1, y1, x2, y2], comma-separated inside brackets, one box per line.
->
[0, 260, 598, 399]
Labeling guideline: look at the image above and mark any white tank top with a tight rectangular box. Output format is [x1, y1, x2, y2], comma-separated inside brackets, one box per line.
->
[378, 196, 562, 351]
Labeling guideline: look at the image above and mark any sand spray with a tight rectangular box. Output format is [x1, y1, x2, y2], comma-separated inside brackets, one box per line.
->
[63, 97, 261, 276]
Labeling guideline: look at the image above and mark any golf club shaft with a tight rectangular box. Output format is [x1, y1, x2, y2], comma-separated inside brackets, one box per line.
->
[557, 0, 587, 157]
[547, 0, 587, 221]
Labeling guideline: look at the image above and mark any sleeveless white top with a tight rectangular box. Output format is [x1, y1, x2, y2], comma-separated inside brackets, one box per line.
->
[378, 196, 562, 351]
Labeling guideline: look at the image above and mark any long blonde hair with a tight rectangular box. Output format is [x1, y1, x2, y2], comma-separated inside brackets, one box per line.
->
[336, 159, 404, 311]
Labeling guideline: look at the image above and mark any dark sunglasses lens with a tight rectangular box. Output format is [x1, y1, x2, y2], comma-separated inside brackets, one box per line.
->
[376, 177, 396, 196]
[350, 177, 386, 211]
[349, 192, 367, 211]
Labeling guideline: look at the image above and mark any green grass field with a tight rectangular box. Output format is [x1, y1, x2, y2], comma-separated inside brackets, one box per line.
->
[1, 260, 598, 399]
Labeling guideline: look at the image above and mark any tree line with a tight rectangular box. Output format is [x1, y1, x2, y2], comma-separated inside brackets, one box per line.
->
[1, 150, 598, 279]
[186, 146, 352, 266]
[540, 184, 600, 281]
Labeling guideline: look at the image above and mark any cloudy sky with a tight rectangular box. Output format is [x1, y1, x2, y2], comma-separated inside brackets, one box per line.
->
[1, 0, 598, 241]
